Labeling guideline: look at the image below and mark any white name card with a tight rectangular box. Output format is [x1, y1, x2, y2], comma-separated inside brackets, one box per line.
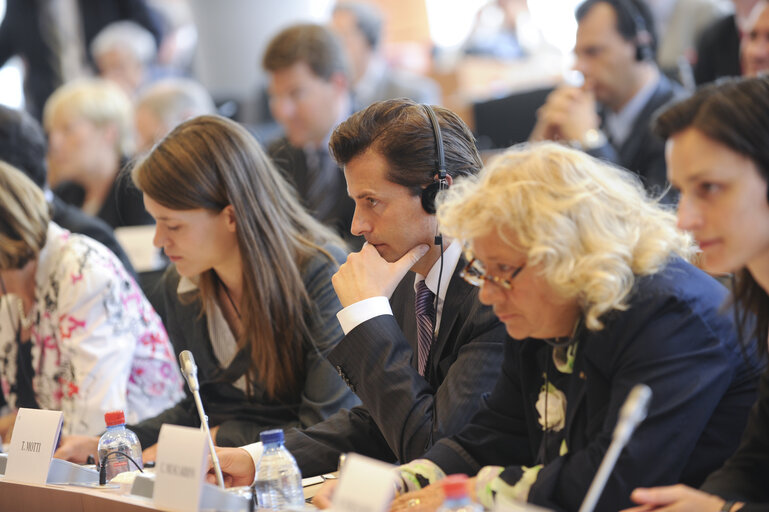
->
[153, 424, 209, 512]
[494, 494, 555, 512]
[4, 408, 63, 484]
[332, 453, 396, 512]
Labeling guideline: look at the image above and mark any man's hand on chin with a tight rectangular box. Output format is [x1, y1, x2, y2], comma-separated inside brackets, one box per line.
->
[332, 243, 430, 307]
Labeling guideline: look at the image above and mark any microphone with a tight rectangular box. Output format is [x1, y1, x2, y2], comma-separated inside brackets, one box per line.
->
[179, 350, 225, 488]
[578, 383, 652, 512]
[179, 350, 199, 391]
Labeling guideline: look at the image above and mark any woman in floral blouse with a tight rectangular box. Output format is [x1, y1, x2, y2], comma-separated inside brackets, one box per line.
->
[385, 143, 761, 512]
[0, 161, 184, 438]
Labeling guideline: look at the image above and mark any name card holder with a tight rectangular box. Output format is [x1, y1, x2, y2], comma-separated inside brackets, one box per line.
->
[153, 424, 210, 511]
[3, 408, 63, 485]
[332, 453, 397, 512]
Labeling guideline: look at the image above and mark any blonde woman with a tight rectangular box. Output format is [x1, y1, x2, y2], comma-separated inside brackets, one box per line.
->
[388, 143, 760, 512]
[43, 78, 152, 228]
[0, 162, 183, 438]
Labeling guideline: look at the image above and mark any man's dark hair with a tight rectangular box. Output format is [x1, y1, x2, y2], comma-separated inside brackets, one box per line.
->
[654, 76, 769, 356]
[333, 2, 384, 50]
[0, 105, 48, 188]
[262, 23, 349, 81]
[329, 98, 482, 195]
[576, 0, 658, 60]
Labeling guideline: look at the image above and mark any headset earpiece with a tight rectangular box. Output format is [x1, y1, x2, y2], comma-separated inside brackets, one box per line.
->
[420, 104, 449, 215]
[421, 180, 442, 214]
[634, 30, 654, 61]
[619, 0, 654, 61]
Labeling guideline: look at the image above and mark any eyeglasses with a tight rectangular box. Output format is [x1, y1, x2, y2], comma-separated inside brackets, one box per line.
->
[460, 258, 525, 290]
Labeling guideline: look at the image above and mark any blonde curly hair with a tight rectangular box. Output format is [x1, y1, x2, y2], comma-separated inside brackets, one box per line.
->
[437, 142, 695, 330]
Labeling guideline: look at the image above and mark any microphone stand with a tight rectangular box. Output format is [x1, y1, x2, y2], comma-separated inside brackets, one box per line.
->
[578, 384, 652, 512]
[180, 350, 225, 489]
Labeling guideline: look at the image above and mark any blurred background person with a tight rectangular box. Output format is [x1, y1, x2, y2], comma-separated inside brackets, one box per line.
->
[134, 77, 216, 154]
[623, 77, 769, 512]
[530, 0, 686, 202]
[741, 0, 769, 77]
[386, 142, 759, 512]
[0, 0, 163, 120]
[43, 78, 153, 229]
[262, 23, 359, 248]
[91, 20, 158, 97]
[0, 161, 183, 439]
[693, 0, 761, 85]
[0, 104, 136, 277]
[55, 115, 359, 462]
[647, 0, 729, 86]
[330, 1, 440, 111]
[462, 0, 531, 59]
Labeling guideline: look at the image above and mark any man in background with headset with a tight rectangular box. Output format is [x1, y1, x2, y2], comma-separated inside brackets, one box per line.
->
[530, 0, 686, 201]
[211, 99, 507, 490]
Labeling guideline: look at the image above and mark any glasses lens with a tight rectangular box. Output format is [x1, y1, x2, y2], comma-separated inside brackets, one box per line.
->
[460, 259, 485, 287]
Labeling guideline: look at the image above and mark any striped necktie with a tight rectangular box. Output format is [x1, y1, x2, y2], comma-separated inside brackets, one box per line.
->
[415, 280, 435, 376]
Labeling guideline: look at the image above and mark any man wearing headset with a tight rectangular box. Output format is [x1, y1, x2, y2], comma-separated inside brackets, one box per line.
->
[530, 0, 686, 202]
[211, 99, 507, 489]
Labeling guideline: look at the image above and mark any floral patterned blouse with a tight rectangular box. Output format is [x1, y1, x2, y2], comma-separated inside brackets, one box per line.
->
[0, 223, 185, 435]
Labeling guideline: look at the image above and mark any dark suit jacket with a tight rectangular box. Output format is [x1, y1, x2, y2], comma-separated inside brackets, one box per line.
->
[284, 262, 507, 477]
[0, 0, 162, 120]
[701, 367, 769, 511]
[424, 258, 760, 512]
[590, 74, 686, 202]
[268, 137, 360, 249]
[50, 194, 136, 279]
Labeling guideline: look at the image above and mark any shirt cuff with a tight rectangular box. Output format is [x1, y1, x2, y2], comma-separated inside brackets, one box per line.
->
[241, 442, 263, 485]
[336, 296, 393, 335]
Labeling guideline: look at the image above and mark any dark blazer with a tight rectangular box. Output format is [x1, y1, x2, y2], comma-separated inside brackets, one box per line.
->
[284, 261, 507, 477]
[267, 137, 360, 249]
[50, 194, 136, 279]
[423, 258, 761, 512]
[589, 74, 686, 202]
[701, 367, 769, 511]
[129, 245, 360, 448]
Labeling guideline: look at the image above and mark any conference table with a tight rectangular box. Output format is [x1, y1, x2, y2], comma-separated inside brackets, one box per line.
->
[0, 473, 325, 511]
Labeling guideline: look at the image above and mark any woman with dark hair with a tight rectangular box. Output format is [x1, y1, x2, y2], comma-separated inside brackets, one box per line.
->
[55, 114, 359, 461]
[624, 77, 769, 512]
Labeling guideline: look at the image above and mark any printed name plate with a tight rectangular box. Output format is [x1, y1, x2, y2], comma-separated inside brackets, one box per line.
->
[332, 453, 397, 512]
[153, 424, 209, 511]
[4, 408, 63, 484]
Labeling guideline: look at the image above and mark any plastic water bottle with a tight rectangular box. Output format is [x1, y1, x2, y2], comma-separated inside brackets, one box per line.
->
[437, 474, 482, 512]
[97, 410, 143, 482]
[254, 429, 304, 511]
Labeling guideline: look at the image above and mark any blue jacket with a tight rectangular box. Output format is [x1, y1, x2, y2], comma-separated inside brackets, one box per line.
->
[425, 257, 761, 511]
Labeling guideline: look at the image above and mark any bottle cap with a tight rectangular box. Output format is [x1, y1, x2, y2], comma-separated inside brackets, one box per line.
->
[104, 410, 125, 427]
[441, 474, 470, 500]
[259, 429, 284, 445]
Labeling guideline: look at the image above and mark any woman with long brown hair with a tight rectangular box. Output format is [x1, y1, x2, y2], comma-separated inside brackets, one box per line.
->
[55, 114, 359, 461]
